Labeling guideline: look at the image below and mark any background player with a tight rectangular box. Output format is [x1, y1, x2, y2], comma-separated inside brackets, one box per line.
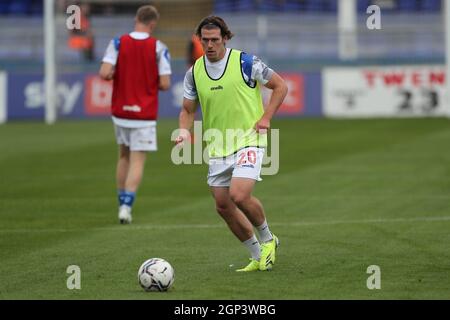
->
[99, 5, 171, 224]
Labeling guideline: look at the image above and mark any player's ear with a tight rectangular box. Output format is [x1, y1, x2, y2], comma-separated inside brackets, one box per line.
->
[147, 20, 156, 33]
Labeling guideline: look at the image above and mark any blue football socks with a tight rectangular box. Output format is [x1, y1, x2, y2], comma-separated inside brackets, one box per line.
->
[118, 190, 136, 207]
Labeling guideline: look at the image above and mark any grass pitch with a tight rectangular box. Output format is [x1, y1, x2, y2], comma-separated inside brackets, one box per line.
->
[0, 118, 449, 299]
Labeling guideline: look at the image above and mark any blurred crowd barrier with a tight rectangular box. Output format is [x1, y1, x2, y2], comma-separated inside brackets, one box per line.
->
[0, 0, 447, 122]
[0, 0, 445, 71]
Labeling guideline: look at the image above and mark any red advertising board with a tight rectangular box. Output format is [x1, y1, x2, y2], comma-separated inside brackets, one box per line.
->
[278, 73, 304, 115]
[84, 76, 112, 115]
[262, 73, 304, 115]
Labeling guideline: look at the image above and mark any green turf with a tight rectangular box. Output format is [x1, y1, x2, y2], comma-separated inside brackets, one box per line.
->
[0, 118, 449, 299]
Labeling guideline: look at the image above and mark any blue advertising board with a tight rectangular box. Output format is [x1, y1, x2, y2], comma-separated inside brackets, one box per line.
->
[6, 71, 322, 120]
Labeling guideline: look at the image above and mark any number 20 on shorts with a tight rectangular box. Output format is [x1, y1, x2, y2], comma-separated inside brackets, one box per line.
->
[237, 150, 257, 165]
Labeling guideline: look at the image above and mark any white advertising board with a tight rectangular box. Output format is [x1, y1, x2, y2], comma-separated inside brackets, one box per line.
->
[323, 66, 449, 118]
[0, 71, 6, 124]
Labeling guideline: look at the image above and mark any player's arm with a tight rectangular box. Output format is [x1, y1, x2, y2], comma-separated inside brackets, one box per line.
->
[176, 68, 198, 144]
[180, 97, 198, 130]
[99, 62, 115, 81]
[157, 41, 172, 91]
[255, 72, 288, 133]
[100, 38, 119, 81]
[176, 98, 198, 144]
[159, 75, 171, 91]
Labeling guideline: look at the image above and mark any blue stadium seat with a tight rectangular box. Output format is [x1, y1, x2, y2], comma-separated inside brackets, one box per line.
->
[8, 0, 32, 15]
[258, 0, 280, 12]
[325, 0, 338, 12]
[420, 0, 441, 12]
[0, 0, 11, 15]
[305, 1, 324, 12]
[236, 0, 254, 12]
[214, 0, 441, 14]
[397, 0, 418, 11]
[357, 0, 371, 13]
[214, 0, 235, 13]
[282, 0, 303, 11]
[30, 0, 43, 15]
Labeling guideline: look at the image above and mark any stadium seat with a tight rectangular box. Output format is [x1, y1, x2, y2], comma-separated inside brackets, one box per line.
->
[30, 0, 43, 15]
[0, 1, 11, 15]
[397, 0, 418, 11]
[258, 0, 280, 12]
[357, 0, 371, 13]
[325, 0, 338, 12]
[8, 0, 32, 15]
[305, 1, 324, 12]
[214, 0, 235, 13]
[420, 0, 441, 12]
[236, 0, 254, 12]
[282, 0, 302, 11]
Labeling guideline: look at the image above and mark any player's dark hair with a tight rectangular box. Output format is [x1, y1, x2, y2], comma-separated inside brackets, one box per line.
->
[195, 16, 234, 40]
[136, 5, 159, 25]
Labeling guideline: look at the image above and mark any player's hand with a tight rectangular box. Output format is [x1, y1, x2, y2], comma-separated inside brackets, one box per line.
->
[106, 73, 114, 80]
[254, 117, 270, 134]
[175, 130, 190, 146]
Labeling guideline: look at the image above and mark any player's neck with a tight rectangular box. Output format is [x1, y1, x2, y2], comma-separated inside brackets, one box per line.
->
[206, 48, 228, 63]
[134, 23, 152, 35]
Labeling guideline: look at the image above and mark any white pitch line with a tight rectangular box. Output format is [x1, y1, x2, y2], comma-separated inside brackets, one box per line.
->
[271, 216, 450, 227]
[0, 216, 450, 234]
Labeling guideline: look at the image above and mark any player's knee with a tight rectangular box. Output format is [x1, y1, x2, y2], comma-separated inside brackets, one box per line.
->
[119, 148, 130, 159]
[215, 203, 230, 216]
[230, 192, 250, 207]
